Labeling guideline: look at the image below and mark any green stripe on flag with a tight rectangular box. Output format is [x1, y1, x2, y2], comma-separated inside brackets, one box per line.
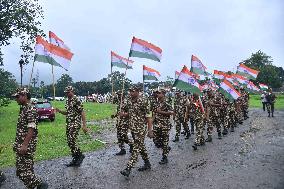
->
[173, 80, 201, 95]
[143, 75, 158, 81]
[34, 54, 63, 68]
[129, 50, 160, 62]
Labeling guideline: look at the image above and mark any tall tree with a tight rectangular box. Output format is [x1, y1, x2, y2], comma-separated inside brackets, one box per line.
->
[56, 74, 73, 96]
[0, 0, 44, 65]
[0, 68, 18, 97]
[243, 50, 283, 89]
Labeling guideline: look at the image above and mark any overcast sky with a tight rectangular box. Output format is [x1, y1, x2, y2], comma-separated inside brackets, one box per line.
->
[2, 0, 284, 85]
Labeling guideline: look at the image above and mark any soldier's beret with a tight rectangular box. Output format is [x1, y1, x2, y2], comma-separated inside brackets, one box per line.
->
[12, 88, 30, 97]
[64, 86, 74, 93]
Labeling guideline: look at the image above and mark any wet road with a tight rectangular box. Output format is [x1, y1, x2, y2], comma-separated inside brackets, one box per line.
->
[1, 109, 284, 189]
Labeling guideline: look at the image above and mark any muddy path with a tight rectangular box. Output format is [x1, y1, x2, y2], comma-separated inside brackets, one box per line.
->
[1, 109, 284, 189]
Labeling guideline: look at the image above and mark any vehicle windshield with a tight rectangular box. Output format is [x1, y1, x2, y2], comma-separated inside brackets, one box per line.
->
[36, 103, 52, 109]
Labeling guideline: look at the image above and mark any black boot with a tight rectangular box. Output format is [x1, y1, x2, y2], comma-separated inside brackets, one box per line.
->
[222, 129, 228, 136]
[192, 143, 198, 150]
[205, 135, 212, 142]
[120, 168, 131, 177]
[74, 153, 85, 166]
[37, 182, 48, 189]
[159, 156, 168, 165]
[0, 172, 6, 185]
[272, 113, 274, 117]
[185, 131, 191, 139]
[268, 113, 270, 117]
[65, 157, 77, 167]
[173, 136, 179, 142]
[218, 132, 222, 139]
[230, 127, 234, 132]
[138, 160, 151, 171]
[129, 144, 133, 153]
[115, 149, 126, 156]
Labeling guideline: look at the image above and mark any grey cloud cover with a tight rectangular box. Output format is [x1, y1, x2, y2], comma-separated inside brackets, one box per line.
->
[2, 0, 284, 85]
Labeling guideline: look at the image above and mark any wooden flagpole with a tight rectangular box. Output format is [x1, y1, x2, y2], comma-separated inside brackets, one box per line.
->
[28, 60, 35, 88]
[52, 64, 56, 100]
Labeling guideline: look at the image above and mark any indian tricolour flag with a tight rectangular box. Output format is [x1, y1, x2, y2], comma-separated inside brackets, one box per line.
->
[49, 31, 71, 51]
[259, 83, 268, 91]
[34, 36, 73, 71]
[219, 79, 241, 102]
[233, 74, 249, 85]
[237, 63, 259, 80]
[143, 65, 161, 81]
[111, 51, 133, 69]
[225, 74, 239, 86]
[129, 37, 162, 62]
[191, 55, 207, 76]
[173, 65, 202, 95]
[247, 81, 260, 92]
[213, 70, 226, 80]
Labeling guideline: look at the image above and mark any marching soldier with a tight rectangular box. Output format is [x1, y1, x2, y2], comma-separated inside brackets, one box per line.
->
[120, 86, 154, 177]
[187, 93, 205, 150]
[12, 88, 48, 189]
[173, 90, 190, 142]
[111, 91, 133, 155]
[266, 88, 276, 117]
[153, 89, 174, 164]
[56, 86, 88, 167]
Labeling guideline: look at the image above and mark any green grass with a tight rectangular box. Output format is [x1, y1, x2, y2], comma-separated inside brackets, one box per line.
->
[249, 94, 284, 109]
[0, 101, 115, 168]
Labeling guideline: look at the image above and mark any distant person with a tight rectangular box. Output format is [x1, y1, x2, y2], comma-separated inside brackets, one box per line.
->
[56, 86, 89, 167]
[266, 88, 276, 117]
[261, 91, 267, 111]
[12, 88, 48, 189]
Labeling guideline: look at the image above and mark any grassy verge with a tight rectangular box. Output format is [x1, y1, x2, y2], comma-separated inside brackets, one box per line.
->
[0, 101, 115, 168]
[249, 94, 284, 109]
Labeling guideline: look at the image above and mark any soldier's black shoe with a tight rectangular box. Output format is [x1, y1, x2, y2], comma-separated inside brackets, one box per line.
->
[37, 181, 48, 189]
[272, 113, 274, 117]
[173, 136, 179, 142]
[200, 140, 206, 146]
[185, 132, 191, 139]
[0, 172, 6, 185]
[239, 121, 243, 124]
[181, 131, 186, 135]
[268, 113, 270, 117]
[222, 129, 228, 136]
[205, 136, 212, 142]
[115, 149, 126, 156]
[192, 144, 198, 151]
[230, 127, 234, 132]
[129, 144, 133, 153]
[168, 146, 171, 151]
[191, 130, 195, 134]
[159, 156, 168, 165]
[155, 143, 162, 148]
[65, 158, 77, 167]
[74, 153, 85, 166]
[120, 168, 131, 177]
[218, 132, 222, 139]
[138, 160, 151, 171]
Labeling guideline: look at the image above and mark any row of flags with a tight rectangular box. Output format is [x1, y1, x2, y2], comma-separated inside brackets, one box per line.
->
[33, 32, 269, 101]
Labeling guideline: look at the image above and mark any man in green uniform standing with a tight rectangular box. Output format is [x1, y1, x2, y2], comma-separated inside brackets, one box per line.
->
[12, 88, 48, 189]
[56, 86, 88, 167]
[120, 86, 154, 177]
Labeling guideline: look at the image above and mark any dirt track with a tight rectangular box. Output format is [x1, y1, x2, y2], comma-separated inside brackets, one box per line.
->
[1, 108, 284, 189]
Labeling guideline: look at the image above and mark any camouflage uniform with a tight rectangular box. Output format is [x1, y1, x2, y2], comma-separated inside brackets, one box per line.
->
[65, 95, 84, 158]
[206, 93, 222, 136]
[149, 92, 162, 147]
[241, 90, 249, 119]
[187, 99, 205, 145]
[266, 92, 276, 117]
[153, 99, 173, 157]
[124, 96, 151, 169]
[113, 94, 133, 151]
[13, 89, 42, 189]
[173, 95, 190, 139]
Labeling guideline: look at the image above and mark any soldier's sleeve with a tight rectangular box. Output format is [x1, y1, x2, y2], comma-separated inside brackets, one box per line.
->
[27, 106, 38, 129]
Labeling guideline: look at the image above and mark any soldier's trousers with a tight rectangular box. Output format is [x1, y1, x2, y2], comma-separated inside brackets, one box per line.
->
[156, 125, 171, 157]
[153, 124, 162, 147]
[16, 154, 41, 189]
[66, 123, 82, 157]
[175, 117, 189, 137]
[116, 121, 133, 150]
[195, 118, 204, 144]
[207, 116, 221, 135]
[189, 118, 195, 133]
[266, 103, 274, 114]
[127, 130, 149, 169]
